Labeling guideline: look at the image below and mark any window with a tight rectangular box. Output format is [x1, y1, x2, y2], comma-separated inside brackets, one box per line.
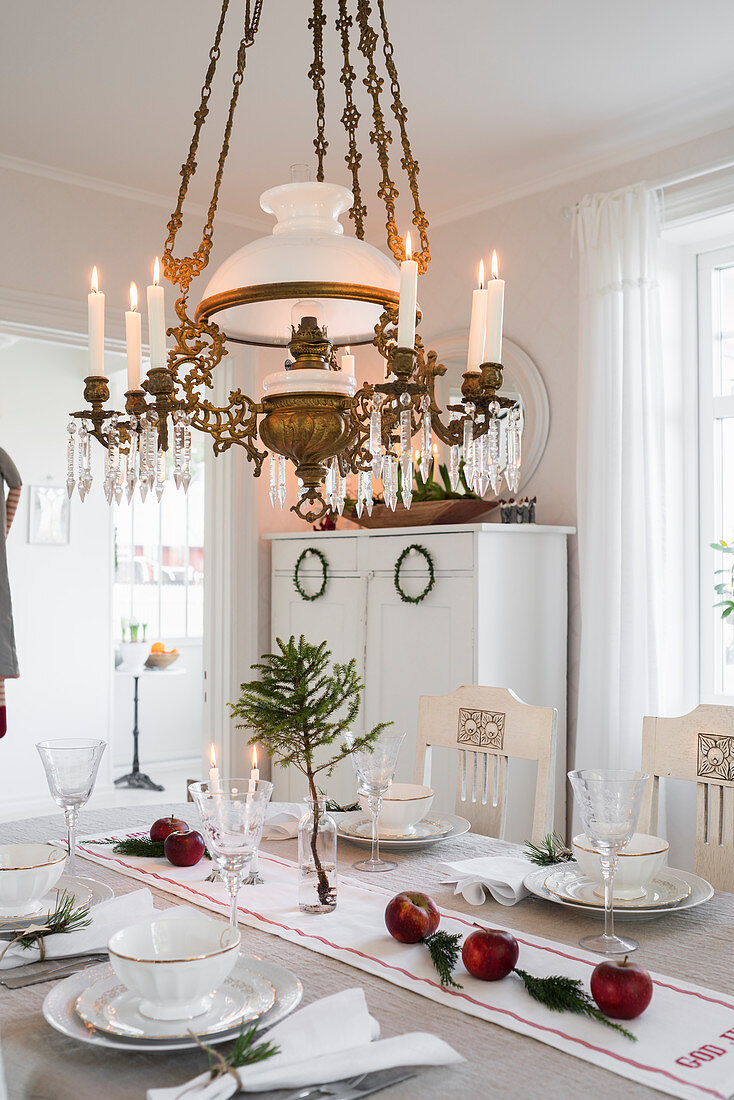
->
[698, 245, 734, 699]
[113, 436, 205, 640]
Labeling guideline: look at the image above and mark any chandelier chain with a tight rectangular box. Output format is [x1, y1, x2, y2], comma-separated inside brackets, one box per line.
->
[355, 0, 401, 265]
[308, 0, 328, 182]
[162, 0, 264, 293]
[376, 0, 429, 272]
[336, 0, 366, 239]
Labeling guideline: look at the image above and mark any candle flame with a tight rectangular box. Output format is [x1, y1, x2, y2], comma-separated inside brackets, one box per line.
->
[414, 448, 420, 463]
[153, 257, 160, 286]
[432, 442, 438, 455]
[252, 745, 258, 770]
[478, 259, 485, 290]
[129, 282, 138, 312]
[344, 345, 350, 355]
[405, 232, 412, 261]
[91, 266, 99, 294]
[491, 250, 499, 280]
[209, 743, 216, 769]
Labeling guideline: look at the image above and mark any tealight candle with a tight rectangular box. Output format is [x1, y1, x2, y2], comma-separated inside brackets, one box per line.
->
[397, 231, 418, 349]
[125, 282, 142, 391]
[482, 250, 505, 365]
[87, 266, 105, 377]
[146, 257, 167, 373]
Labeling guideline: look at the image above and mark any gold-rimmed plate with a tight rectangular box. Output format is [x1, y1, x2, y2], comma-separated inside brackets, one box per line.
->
[339, 818, 454, 842]
[335, 812, 470, 849]
[0, 875, 113, 935]
[543, 867, 691, 909]
[523, 865, 713, 921]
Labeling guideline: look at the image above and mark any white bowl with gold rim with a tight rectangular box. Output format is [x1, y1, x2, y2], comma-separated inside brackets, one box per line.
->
[108, 917, 241, 1021]
[572, 832, 669, 900]
[0, 844, 67, 917]
[358, 782, 434, 836]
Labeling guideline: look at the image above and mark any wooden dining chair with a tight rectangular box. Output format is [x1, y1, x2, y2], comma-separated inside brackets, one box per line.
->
[639, 704, 734, 892]
[414, 685, 557, 842]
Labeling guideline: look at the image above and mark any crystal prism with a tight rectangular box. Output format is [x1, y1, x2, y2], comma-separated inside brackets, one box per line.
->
[370, 393, 383, 478]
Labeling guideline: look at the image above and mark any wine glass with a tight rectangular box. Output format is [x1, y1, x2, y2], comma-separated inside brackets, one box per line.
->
[568, 769, 649, 955]
[345, 730, 405, 872]
[189, 779, 273, 928]
[36, 738, 106, 877]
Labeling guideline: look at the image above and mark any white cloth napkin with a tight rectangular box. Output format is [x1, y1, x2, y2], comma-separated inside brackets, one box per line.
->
[261, 802, 303, 841]
[0, 888, 157, 969]
[147, 987, 463, 1100]
[441, 855, 535, 905]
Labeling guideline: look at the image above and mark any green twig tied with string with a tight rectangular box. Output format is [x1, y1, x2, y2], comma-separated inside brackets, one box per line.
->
[394, 543, 435, 605]
[294, 547, 328, 601]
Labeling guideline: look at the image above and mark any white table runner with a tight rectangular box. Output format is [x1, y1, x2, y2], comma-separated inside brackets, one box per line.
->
[78, 835, 734, 1100]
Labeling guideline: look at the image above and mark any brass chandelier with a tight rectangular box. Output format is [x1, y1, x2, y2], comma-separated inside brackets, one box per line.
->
[68, 0, 522, 523]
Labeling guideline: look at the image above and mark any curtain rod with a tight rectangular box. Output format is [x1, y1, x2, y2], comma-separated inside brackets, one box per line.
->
[560, 154, 734, 221]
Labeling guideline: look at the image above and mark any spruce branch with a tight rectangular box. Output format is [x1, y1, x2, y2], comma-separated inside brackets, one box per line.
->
[192, 1023, 279, 1081]
[425, 931, 463, 989]
[513, 969, 635, 1041]
[10, 890, 92, 954]
[524, 832, 575, 866]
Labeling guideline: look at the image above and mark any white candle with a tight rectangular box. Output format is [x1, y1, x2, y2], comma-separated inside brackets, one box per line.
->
[248, 745, 260, 792]
[341, 345, 355, 376]
[146, 257, 167, 372]
[466, 259, 488, 373]
[397, 231, 419, 349]
[209, 743, 220, 791]
[87, 266, 105, 377]
[482, 250, 505, 364]
[125, 282, 142, 391]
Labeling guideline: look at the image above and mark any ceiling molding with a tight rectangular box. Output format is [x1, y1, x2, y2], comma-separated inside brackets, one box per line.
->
[0, 153, 271, 233]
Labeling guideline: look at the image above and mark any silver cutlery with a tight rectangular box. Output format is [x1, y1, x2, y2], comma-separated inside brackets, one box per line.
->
[0, 953, 108, 989]
[283, 1068, 418, 1100]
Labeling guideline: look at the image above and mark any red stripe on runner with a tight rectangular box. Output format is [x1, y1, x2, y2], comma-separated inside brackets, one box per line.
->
[78, 842, 731, 1100]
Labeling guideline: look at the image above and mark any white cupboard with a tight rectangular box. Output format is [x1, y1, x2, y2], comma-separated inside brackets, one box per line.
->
[266, 523, 573, 840]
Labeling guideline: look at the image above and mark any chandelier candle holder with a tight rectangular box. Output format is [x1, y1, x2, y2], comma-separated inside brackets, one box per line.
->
[69, 0, 522, 521]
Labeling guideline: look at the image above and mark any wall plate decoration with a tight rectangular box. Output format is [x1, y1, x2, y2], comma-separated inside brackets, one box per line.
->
[28, 486, 70, 546]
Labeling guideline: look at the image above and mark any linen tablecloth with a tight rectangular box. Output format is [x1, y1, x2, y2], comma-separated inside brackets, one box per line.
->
[0, 804, 732, 1100]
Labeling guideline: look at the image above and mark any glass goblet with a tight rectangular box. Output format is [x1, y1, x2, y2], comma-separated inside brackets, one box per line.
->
[568, 768, 649, 955]
[189, 779, 273, 929]
[345, 730, 405, 872]
[35, 738, 106, 877]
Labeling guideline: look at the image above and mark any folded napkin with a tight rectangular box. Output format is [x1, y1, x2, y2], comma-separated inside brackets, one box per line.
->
[147, 987, 463, 1100]
[441, 855, 535, 906]
[261, 802, 303, 841]
[0, 888, 157, 969]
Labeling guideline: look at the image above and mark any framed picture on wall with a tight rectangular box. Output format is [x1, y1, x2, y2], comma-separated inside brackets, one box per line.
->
[28, 485, 70, 546]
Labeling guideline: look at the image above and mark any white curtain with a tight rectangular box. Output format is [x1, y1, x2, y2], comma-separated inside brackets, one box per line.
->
[574, 183, 692, 772]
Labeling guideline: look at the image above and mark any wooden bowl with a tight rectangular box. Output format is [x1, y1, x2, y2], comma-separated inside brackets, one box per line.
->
[343, 498, 498, 529]
[144, 651, 180, 670]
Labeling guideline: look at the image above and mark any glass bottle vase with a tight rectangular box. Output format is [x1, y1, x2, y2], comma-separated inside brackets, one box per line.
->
[298, 796, 337, 914]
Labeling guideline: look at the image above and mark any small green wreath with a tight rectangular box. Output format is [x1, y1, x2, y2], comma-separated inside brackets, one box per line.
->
[394, 543, 436, 605]
[294, 547, 328, 601]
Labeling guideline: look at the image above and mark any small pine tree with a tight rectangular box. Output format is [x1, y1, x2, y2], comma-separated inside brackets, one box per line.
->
[229, 635, 392, 905]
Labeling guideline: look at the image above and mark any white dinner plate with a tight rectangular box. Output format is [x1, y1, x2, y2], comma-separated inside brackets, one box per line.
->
[544, 866, 692, 909]
[43, 953, 303, 1052]
[335, 811, 471, 850]
[338, 818, 454, 842]
[524, 865, 714, 921]
[0, 874, 114, 935]
[75, 959, 276, 1039]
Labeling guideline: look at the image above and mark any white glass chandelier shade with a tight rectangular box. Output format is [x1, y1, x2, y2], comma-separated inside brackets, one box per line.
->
[198, 180, 402, 347]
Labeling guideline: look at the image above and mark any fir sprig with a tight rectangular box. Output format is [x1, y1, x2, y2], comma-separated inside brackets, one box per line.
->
[524, 832, 575, 866]
[425, 931, 463, 989]
[14, 890, 91, 951]
[513, 969, 635, 1041]
[84, 836, 211, 860]
[325, 798, 360, 813]
[192, 1022, 280, 1081]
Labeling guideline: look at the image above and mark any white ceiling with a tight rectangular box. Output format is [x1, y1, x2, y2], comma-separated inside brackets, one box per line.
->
[4, 0, 734, 234]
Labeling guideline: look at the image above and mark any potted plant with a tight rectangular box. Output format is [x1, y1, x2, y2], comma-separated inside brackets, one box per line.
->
[229, 636, 391, 912]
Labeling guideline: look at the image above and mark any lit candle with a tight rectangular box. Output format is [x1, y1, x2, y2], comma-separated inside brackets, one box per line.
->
[340, 345, 355, 376]
[248, 744, 260, 792]
[209, 743, 220, 791]
[146, 257, 167, 373]
[87, 266, 105, 377]
[482, 250, 505, 365]
[397, 231, 418, 349]
[466, 259, 487, 373]
[125, 282, 142, 391]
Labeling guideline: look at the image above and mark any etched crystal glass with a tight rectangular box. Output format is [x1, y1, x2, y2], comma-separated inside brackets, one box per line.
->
[36, 738, 106, 877]
[345, 731, 405, 872]
[568, 769, 648, 955]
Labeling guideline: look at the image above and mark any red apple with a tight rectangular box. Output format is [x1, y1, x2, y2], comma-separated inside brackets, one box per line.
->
[462, 927, 519, 981]
[164, 829, 205, 867]
[385, 891, 440, 943]
[150, 814, 189, 843]
[591, 957, 653, 1020]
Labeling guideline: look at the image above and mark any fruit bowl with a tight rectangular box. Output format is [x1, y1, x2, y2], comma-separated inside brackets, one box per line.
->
[145, 651, 179, 670]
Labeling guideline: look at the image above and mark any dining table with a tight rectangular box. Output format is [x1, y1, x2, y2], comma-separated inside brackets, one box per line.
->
[0, 803, 732, 1100]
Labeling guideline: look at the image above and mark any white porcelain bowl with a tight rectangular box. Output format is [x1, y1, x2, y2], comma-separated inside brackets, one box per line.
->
[0, 844, 67, 916]
[108, 917, 241, 1021]
[358, 783, 434, 836]
[572, 832, 669, 900]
